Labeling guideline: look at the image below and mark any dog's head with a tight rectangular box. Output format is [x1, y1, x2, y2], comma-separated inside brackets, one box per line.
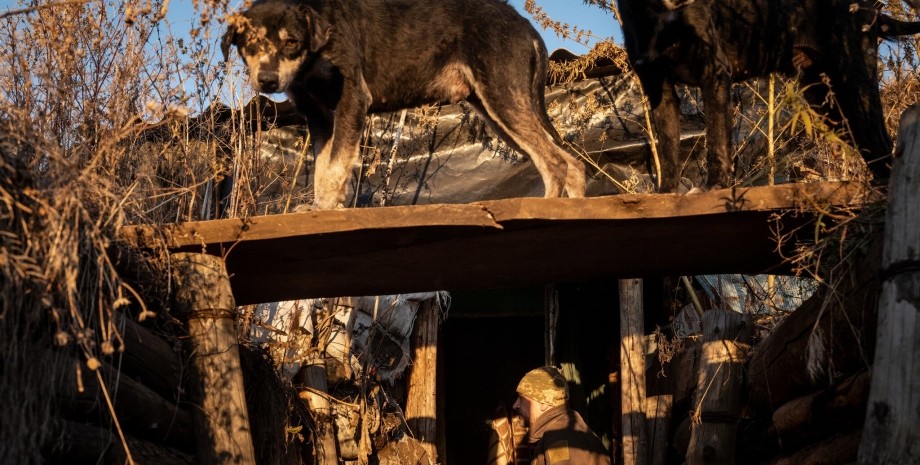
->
[222, 1, 331, 94]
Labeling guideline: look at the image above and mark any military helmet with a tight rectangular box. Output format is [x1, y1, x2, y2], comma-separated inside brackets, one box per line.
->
[516, 366, 568, 406]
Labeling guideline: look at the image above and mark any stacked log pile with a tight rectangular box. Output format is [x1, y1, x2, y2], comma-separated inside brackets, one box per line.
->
[653, 223, 883, 465]
[741, 210, 883, 465]
[47, 310, 315, 465]
[47, 314, 196, 464]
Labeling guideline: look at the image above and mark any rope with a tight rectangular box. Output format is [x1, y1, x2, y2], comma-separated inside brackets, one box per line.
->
[879, 259, 920, 282]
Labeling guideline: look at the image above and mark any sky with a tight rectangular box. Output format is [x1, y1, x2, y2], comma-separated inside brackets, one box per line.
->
[0, 0, 622, 53]
[506, 0, 621, 53]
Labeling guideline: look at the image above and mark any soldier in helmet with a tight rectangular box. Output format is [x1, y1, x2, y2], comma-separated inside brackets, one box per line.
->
[512, 366, 611, 465]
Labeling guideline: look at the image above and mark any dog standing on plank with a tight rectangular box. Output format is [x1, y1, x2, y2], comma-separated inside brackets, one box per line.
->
[222, 0, 586, 209]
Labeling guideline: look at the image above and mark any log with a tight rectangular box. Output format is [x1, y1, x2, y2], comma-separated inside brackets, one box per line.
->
[620, 278, 648, 465]
[171, 252, 256, 465]
[687, 310, 752, 465]
[114, 311, 183, 401]
[747, 238, 882, 412]
[295, 300, 339, 465]
[769, 429, 861, 465]
[771, 371, 869, 448]
[406, 299, 439, 465]
[57, 358, 194, 451]
[48, 420, 195, 465]
[859, 104, 920, 465]
[297, 380, 339, 465]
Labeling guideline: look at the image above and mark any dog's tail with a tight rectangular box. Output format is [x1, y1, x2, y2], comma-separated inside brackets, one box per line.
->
[530, 38, 566, 145]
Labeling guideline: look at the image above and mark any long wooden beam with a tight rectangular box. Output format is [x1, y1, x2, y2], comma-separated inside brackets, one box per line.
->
[120, 182, 873, 305]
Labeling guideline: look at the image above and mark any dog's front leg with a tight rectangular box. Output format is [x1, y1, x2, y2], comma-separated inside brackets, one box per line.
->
[312, 77, 371, 209]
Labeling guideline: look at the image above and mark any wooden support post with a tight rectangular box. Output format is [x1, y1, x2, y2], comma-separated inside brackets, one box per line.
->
[687, 310, 751, 465]
[297, 301, 339, 465]
[406, 299, 439, 465]
[171, 252, 256, 465]
[545, 284, 559, 366]
[647, 394, 673, 465]
[620, 278, 648, 465]
[858, 105, 920, 465]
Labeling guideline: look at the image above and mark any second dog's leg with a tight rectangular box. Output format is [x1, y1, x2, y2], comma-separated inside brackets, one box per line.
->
[701, 74, 733, 190]
[312, 78, 371, 209]
[651, 82, 683, 192]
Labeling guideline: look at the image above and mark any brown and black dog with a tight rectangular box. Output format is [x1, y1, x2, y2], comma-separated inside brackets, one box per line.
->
[618, 0, 920, 192]
[222, 0, 586, 209]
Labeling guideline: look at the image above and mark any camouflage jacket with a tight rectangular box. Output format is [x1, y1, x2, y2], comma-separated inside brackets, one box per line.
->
[527, 406, 611, 465]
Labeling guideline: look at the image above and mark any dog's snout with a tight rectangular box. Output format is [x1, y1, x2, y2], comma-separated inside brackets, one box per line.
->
[257, 71, 280, 93]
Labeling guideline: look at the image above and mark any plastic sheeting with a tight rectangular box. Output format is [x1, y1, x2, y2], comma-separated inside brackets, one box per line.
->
[251, 292, 448, 383]
[253, 72, 709, 212]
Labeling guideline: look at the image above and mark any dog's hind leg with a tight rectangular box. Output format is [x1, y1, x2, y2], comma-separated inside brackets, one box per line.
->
[467, 86, 586, 198]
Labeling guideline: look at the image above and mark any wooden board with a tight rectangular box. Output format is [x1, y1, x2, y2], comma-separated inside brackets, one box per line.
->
[120, 182, 873, 305]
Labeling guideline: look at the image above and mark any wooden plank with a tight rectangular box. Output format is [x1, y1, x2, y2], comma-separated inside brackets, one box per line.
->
[119, 182, 873, 305]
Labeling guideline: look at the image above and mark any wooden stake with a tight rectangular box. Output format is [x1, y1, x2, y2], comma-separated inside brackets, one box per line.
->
[647, 394, 673, 465]
[686, 309, 751, 465]
[858, 104, 920, 465]
[171, 252, 256, 465]
[620, 278, 648, 465]
[406, 299, 439, 465]
[296, 300, 339, 465]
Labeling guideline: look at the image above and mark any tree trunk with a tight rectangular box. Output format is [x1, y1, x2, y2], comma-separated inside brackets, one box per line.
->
[406, 299, 439, 465]
[171, 252, 256, 465]
[687, 310, 752, 465]
[858, 104, 920, 465]
[620, 278, 648, 465]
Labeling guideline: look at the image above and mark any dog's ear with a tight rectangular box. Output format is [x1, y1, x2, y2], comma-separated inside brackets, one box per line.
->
[221, 15, 246, 62]
[221, 28, 236, 62]
[220, 26, 236, 61]
[302, 6, 331, 52]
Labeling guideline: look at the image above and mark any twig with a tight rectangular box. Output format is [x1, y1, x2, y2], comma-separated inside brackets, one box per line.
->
[0, 0, 91, 20]
[95, 369, 137, 465]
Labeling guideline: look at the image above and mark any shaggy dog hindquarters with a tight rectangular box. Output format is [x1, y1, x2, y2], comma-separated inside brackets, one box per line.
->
[618, 0, 920, 192]
[223, 0, 586, 209]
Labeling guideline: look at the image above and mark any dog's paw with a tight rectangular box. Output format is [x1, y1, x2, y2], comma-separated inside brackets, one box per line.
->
[291, 203, 315, 213]
[686, 186, 705, 195]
